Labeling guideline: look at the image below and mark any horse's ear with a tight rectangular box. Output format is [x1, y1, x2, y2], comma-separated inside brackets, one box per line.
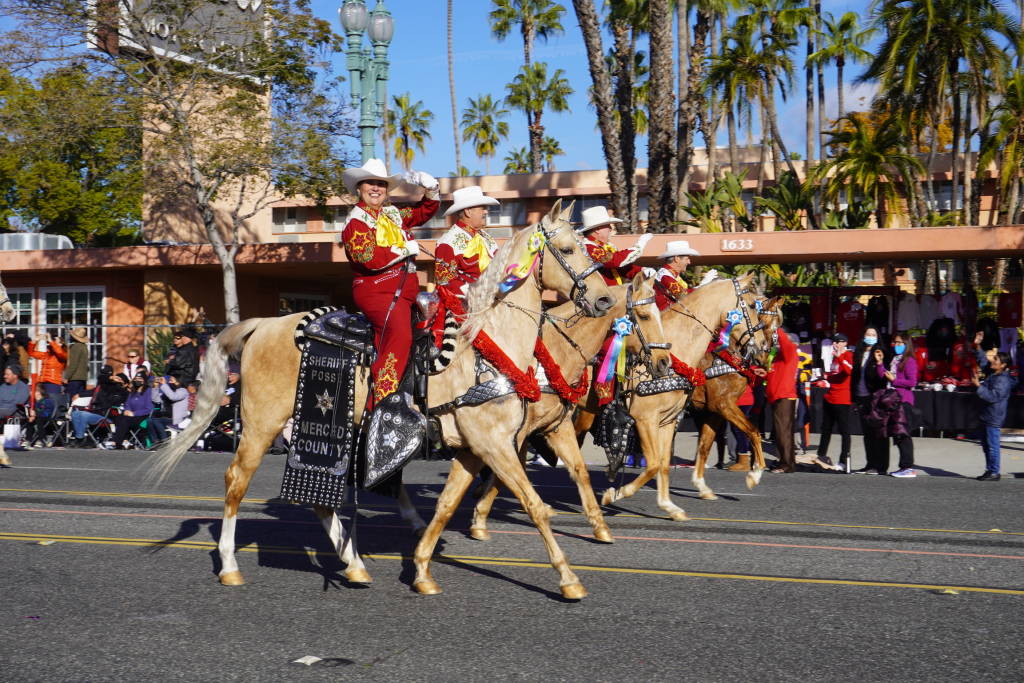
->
[631, 271, 647, 291]
[559, 199, 575, 223]
[546, 199, 563, 224]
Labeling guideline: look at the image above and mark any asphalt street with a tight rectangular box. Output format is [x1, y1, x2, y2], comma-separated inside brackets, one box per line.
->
[1, 439, 1022, 682]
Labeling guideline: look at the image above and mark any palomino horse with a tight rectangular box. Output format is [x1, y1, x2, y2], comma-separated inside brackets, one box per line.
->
[150, 201, 615, 599]
[574, 277, 782, 521]
[464, 277, 779, 536]
[686, 335, 780, 501]
[420, 275, 671, 549]
[0, 274, 22, 466]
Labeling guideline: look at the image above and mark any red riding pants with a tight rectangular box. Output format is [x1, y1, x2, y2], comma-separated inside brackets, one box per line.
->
[353, 267, 419, 407]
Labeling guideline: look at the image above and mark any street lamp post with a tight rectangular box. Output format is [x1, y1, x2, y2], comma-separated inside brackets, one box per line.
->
[339, 0, 394, 164]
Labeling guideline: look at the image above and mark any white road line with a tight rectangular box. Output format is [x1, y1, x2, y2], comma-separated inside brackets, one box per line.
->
[4, 466, 127, 472]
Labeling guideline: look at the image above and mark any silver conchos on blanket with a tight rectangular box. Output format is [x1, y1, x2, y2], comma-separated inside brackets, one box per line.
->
[364, 391, 427, 489]
[635, 374, 694, 396]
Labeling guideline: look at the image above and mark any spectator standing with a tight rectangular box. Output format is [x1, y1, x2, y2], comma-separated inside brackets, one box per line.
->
[972, 352, 1017, 481]
[0, 366, 30, 466]
[68, 368, 128, 447]
[880, 332, 919, 478]
[110, 371, 153, 449]
[767, 330, 800, 473]
[5, 333, 31, 382]
[65, 327, 90, 399]
[851, 327, 890, 474]
[166, 327, 199, 385]
[816, 332, 854, 470]
[123, 349, 151, 381]
[28, 331, 67, 398]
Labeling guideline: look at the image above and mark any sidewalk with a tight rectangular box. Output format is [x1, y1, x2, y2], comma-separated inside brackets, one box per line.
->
[576, 431, 1024, 478]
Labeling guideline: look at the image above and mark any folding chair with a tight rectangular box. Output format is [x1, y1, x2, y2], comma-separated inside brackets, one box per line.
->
[123, 417, 152, 450]
[81, 407, 118, 448]
[28, 394, 71, 448]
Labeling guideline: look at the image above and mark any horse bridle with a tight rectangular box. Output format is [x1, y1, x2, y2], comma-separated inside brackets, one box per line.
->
[535, 220, 604, 316]
[625, 284, 672, 378]
[729, 279, 780, 364]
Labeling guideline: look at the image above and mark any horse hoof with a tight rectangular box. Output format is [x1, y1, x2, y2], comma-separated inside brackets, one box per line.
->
[469, 527, 491, 541]
[746, 470, 763, 489]
[699, 491, 718, 501]
[593, 526, 615, 544]
[669, 510, 690, 522]
[600, 489, 616, 506]
[345, 567, 373, 584]
[414, 578, 442, 595]
[560, 582, 588, 600]
[219, 570, 245, 586]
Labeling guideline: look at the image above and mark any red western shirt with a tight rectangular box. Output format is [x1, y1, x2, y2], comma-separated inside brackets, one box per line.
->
[824, 349, 853, 405]
[434, 221, 498, 298]
[341, 199, 439, 277]
[584, 238, 642, 286]
[655, 266, 688, 311]
[766, 331, 799, 402]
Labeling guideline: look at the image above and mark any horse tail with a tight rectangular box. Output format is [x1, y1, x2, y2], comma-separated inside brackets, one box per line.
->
[146, 318, 264, 485]
[430, 309, 458, 373]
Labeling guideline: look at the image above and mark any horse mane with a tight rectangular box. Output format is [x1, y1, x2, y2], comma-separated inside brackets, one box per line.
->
[459, 224, 536, 339]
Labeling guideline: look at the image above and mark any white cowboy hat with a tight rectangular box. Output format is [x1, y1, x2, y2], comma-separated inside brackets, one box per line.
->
[444, 185, 500, 217]
[342, 158, 403, 195]
[659, 239, 700, 259]
[577, 205, 624, 233]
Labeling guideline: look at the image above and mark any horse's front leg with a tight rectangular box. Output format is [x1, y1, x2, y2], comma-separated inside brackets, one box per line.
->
[469, 469, 500, 541]
[545, 422, 613, 542]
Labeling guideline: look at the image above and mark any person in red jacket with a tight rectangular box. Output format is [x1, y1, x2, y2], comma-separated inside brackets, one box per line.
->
[434, 186, 499, 299]
[578, 205, 652, 286]
[766, 329, 800, 473]
[340, 158, 439, 408]
[654, 240, 701, 310]
[815, 332, 853, 470]
[28, 330, 67, 399]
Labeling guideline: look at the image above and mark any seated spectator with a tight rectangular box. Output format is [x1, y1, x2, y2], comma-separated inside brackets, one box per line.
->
[68, 367, 129, 448]
[0, 366, 30, 466]
[122, 349, 151, 381]
[109, 370, 154, 450]
[148, 375, 191, 446]
[24, 384, 55, 447]
[972, 351, 1018, 481]
[28, 330, 67, 399]
[212, 363, 242, 426]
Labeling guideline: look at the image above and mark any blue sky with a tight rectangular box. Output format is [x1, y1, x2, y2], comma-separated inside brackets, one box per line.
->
[312, 0, 882, 176]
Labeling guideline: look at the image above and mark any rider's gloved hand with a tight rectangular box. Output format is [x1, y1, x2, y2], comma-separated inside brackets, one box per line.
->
[403, 239, 420, 259]
[699, 269, 718, 286]
[641, 267, 657, 278]
[634, 233, 653, 252]
[404, 170, 440, 199]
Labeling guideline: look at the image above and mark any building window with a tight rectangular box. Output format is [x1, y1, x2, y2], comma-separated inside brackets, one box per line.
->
[488, 199, 526, 226]
[321, 207, 344, 232]
[849, 263, 875, 282]
[0, 289, 35, 336]
[934, 181, 963, 212]
[40, 288, 105, 381]
[273, 206, 307, 233]
[278, 293, 330, 316]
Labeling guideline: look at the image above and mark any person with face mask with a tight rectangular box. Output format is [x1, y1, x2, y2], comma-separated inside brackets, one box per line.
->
[851, 327, 890, 473]
[109, 371, 154, 449]
[878, 331, 919, 477]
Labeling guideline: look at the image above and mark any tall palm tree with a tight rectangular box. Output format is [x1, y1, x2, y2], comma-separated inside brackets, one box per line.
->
[540, 135, 565, 171]
[447, 0, 462, 174]
[490, 0, 566, 67]
[461, 94, 510, 175]
[503, 146, 532, 173]
[809, 114, 925, 227]
[571, 0, 630, 223]
[863, 0, 1014, 219]
[647, 0, 676, 231]
[608, 0, 648, 226]
[384, 93, 434, 171]
[979, 68, 1024, 223]
[505, 62, 573, 172]
[808, 12, 875, 123]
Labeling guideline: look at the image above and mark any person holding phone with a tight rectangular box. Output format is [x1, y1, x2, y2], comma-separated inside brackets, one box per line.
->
[28, 330, 67, 399]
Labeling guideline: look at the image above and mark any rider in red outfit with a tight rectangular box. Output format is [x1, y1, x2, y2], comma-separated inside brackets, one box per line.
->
[578, 205, 652, 286]
[434, 186, 500, 300]
[340, 159, 439, 407]
[653, 239, 701, 310]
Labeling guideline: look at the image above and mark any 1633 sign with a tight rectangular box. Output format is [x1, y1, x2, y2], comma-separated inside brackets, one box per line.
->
[93, 0, 265, 72]
[720, 238, 754, 252]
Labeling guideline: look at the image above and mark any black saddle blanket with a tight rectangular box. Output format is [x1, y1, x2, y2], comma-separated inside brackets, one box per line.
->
[279, 338, 359, 508]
